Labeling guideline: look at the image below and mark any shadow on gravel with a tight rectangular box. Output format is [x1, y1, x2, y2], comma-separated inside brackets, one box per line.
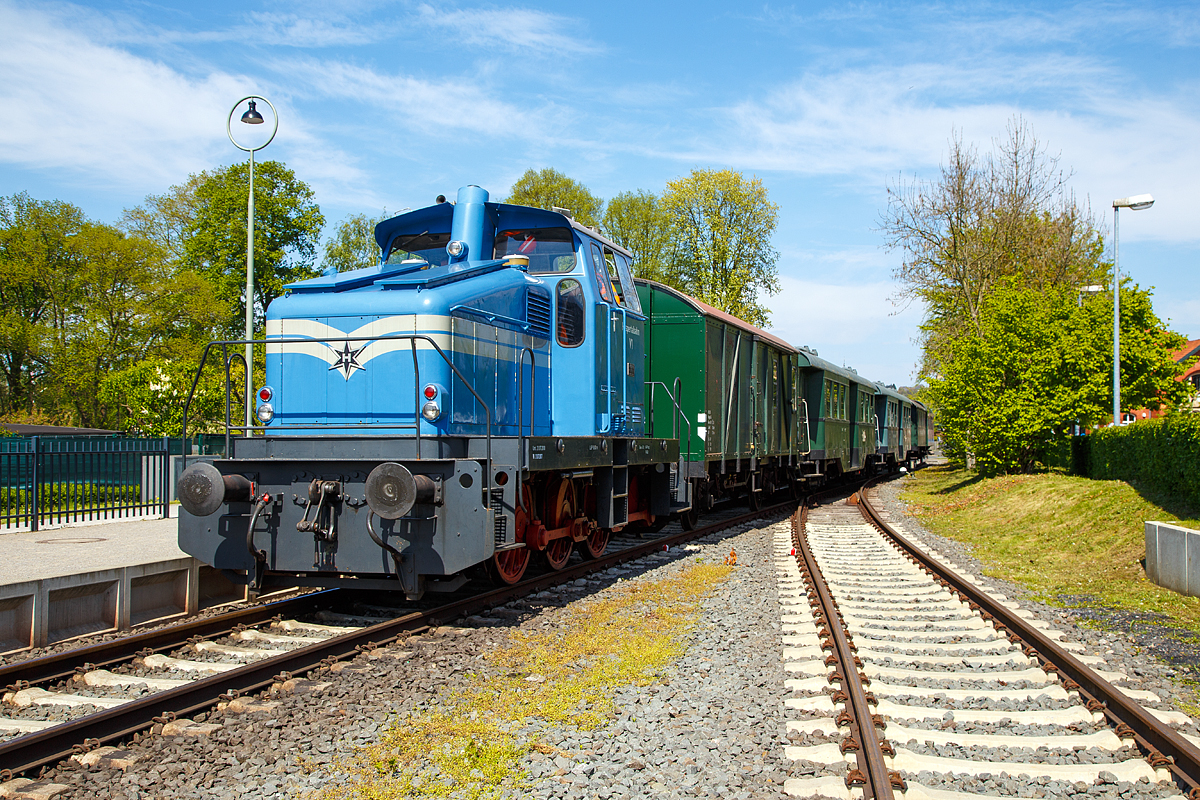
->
[1058, 593, 1200, 677]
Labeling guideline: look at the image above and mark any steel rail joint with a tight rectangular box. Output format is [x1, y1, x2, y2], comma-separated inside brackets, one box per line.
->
[791, 506, 894, 800]
[857, 475, 1200, 793]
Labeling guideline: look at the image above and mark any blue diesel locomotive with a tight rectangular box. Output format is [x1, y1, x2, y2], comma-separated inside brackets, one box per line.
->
[176, 185, 929, 599]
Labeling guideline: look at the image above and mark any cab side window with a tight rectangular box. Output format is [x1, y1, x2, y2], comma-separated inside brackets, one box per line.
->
[589, 244, 615, 304]
[556, 279, 585, 347]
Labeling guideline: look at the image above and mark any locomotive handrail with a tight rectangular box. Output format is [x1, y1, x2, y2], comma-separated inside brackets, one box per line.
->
[672, 377, 683, 440]
[646, 380, 693, 466]
[181, 334, 494, 507]
[515, 346, 536, 514]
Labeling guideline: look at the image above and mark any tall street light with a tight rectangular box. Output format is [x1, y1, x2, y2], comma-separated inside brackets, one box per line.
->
[1111, 193, 1154, 427]
[227, 96, 278, 430]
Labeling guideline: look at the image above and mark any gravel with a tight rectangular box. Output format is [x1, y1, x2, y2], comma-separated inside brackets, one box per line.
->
[10, 475, 1200, 800]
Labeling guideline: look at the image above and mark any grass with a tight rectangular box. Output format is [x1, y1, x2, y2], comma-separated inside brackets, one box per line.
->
[314, 559, 734, 799]
[901, 465, 1200, 630]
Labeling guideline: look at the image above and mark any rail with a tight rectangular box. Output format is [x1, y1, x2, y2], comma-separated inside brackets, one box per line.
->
[857, 475, 1200, 796]
[181, 333, 495, 504]
[791, 504, 895, 799]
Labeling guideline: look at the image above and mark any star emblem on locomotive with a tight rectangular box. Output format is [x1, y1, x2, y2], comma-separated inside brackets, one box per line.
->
[328, 341, 368, 379]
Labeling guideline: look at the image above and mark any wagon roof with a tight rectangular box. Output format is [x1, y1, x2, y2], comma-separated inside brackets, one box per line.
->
[634, 279, 796, 354]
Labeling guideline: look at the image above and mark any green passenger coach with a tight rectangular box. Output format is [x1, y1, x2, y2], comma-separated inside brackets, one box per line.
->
[795, 349, 878, 477]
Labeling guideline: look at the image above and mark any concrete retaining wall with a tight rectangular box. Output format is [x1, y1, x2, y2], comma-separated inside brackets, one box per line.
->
[0, 560, 247, 653]
[1145, 521, 1200, 597]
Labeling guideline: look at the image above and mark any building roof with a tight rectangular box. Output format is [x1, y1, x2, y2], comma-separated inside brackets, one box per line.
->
[0, 424, 119, 437]
[1176, 339, 1200, 379]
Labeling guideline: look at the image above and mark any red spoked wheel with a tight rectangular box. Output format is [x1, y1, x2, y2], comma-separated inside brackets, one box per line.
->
[490, 547, 530, 585]
[541, 477, 576, 571]
[578, 526, 610, 560]
[487, 486, 532, 585]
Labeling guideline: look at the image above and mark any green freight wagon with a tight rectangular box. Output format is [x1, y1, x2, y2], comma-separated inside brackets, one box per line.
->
[636, 280, 807, 523]
[795, 349, 878, 477]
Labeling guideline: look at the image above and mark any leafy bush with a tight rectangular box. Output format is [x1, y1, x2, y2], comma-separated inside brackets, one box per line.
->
[0, 481, 141, 514]
[1084, 415, 1200, 509]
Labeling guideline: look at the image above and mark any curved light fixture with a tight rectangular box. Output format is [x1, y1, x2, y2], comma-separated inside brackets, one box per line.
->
[240, 100, 265, 125]
[1113, 194, 1154, 211]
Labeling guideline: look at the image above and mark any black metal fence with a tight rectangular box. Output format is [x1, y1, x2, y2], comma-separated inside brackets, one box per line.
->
[0, 436, 171, 531]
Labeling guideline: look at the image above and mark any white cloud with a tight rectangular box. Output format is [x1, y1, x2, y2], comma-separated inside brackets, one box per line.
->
[762, 275, 923, 386]
[0, 3, 369, 200]
[672, 53, 1200, 244]
[414, 4, 601, 55]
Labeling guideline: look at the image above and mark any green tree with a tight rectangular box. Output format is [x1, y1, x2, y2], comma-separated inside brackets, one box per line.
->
[661, 169, 780, 327]
[45, 223, 224, 428]
[322, 212, 386, 273]
[928, 281, 1187, 475]
[100, 356, 231, 437]
[602, 190, 676, 283]
[504, 168, 603, 227]
[181, 160, 324, 335]
[121, 173, 206, 265]
[0, 193, 85, 414]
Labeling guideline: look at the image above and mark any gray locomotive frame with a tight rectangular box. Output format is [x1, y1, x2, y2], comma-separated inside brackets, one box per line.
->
[178, 433, 679, 600]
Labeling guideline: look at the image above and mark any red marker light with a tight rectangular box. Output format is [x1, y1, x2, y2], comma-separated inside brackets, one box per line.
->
[258, 386, 273, 403]
[423, 385, 437, 400]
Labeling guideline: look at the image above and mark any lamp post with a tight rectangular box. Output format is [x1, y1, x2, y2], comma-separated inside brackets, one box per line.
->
[1111, 193, 1154, 427]
[227, 96, 278, 430]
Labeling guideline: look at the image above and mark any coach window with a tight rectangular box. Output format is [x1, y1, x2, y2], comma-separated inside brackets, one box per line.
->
[556, 279, 585, 347]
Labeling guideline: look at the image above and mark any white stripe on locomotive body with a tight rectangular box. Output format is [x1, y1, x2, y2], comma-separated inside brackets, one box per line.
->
[263, 313, 551, 435]
[266, 316, 544, 362]
[265, 316, 465, 377]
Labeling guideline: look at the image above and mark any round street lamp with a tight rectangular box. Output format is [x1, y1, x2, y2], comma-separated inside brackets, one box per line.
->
[227, 96, 279, 430]
[1111, 194, 1154, 427]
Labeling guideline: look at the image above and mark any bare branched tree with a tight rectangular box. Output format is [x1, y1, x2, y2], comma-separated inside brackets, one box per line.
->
[880, 118, 1106, 374]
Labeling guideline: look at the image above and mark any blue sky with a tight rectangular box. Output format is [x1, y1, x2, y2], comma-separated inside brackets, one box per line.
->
[2, 1, 1197, 386]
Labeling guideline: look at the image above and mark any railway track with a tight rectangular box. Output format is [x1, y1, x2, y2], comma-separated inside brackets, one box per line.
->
[784, 476, 1200, 800]
[0, 501, 791, 785]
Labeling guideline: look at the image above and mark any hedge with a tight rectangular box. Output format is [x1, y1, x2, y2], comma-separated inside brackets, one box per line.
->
[1078, 415, 1200, 510]
[0, 482, 141, 514]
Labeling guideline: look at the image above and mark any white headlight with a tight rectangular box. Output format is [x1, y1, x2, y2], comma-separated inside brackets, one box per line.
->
[446, 240, 466, 258]
[257, 402, 274, 423]
[421, 401, 441, 421]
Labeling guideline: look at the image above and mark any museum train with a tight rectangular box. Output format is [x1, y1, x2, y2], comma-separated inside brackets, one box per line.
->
[177, 185, 932, 599]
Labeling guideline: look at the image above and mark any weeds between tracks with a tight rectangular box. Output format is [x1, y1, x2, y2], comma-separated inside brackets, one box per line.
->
[315, 560, 734, 799]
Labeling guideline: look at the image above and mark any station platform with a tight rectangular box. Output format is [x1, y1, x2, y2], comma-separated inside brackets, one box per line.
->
[0, 508, 245, 654]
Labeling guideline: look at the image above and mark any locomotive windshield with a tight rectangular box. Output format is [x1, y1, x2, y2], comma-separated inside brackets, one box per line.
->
[385, 231, 452, 266]
[494, 227, 576, 274]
